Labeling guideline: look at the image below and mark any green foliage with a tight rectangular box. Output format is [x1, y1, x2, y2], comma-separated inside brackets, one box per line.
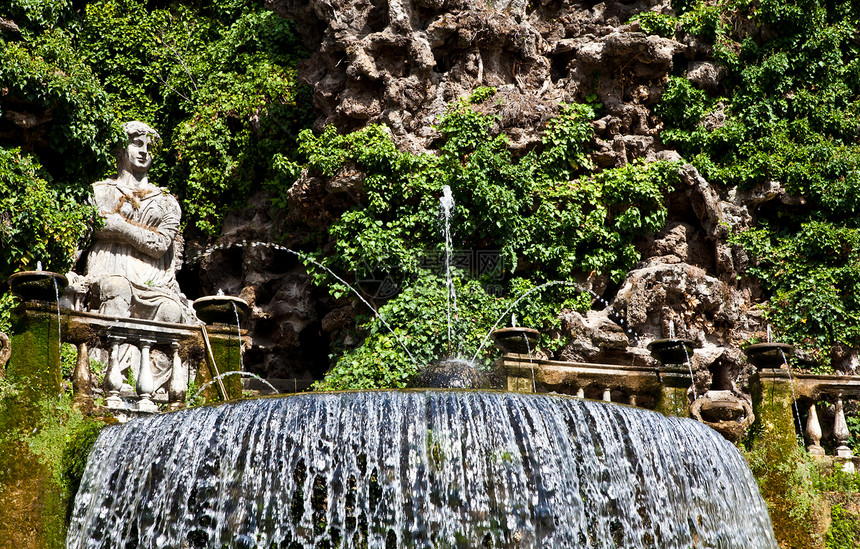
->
[630, 11, 678, 38]
[300, 102, 676, 287]
[0, 29, 119, 184]
[311, 274, 584, 391]
[0, 148, 97, 281]
[658, 0, 860, 369]
[60, 343, 77, 380]
[732, 221, 860, 368]
[827, 504, 860, 549]
[298, 98, 676, 389]
[73, 0, 313, 235]
[60, 418, 104, 510]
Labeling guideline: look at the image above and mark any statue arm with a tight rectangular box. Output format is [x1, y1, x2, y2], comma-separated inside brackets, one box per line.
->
[99, 201, 180, 259]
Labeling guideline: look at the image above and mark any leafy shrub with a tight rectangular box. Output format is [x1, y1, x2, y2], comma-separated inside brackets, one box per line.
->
[0, 149, 97, 282]
[661, 0, 860, 369]
[826, 504, 860, 549]
[296, 97, 677, 389]
[631, 11, 678, 38]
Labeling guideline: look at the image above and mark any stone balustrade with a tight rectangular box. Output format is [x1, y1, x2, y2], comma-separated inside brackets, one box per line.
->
[500, 354, 693, 417]
[64, 308, 202, 413]
[7, 299, 247, 419]
[754, 368, 860, 473]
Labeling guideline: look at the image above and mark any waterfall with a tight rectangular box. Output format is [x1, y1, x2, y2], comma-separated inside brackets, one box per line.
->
[67, 392, 777, 548]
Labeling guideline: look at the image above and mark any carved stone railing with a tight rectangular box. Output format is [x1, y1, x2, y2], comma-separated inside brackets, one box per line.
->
[754, 368, 860, 473]
[500, 354, 693, 417]
[7, 297, 247, 419]
[64, 308, 202, 413]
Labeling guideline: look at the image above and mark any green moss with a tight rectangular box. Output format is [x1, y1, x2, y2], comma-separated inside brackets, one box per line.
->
[655, 384, 690, 417]
[7, 306, 62, 411]
[196, 330, 244, 402]
[0, 302, 107, 548]
[0, 378, 107, 548]
[61, 418, 106, 521]
[746, 374, 830, 548]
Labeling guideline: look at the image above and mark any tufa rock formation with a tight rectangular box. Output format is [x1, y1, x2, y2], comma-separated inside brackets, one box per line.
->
[196, 0, 811, 394]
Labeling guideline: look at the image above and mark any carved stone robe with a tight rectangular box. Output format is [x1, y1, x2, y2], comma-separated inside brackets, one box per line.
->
[85, 179, 194, 323]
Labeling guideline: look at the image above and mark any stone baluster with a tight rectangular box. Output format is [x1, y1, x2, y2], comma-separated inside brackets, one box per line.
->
[628, 394, 637, 407]
[602, 387, 612, 402]
[71, 342, 93, 413]
[137, 339, 157, 412]
[104, 337, 124, 408]
[806, 402, 825, 457]
[833, 394, 852, 458]
[168, 341, 186, 409]
[576, 387, 585, 399]
[833, 394, 855, 473]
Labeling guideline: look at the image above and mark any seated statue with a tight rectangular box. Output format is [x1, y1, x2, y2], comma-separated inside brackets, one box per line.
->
[69, 121, 196, 324]
[67, 121, 198, 399]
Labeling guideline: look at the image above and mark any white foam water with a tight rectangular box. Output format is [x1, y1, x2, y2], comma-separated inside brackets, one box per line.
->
[67, 392, 777, 548]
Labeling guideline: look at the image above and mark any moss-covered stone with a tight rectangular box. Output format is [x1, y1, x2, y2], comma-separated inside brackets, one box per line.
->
[655, 383, 690, 417]
[196, 327, 245, 402]
[0, 303, 107, 549]
[7, 303, 62, 420]
[748, 369, 830, 548]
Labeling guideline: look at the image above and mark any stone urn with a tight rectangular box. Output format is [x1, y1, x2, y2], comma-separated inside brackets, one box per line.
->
[690, 390, 755, 442]
[412, 358, 490, 389]
[490, 327, 540, 355]
[193, 295, 250, 326]
[647, 339, 696, 365]
[8, 270, 68, 302]
[744, 342, 793, 369]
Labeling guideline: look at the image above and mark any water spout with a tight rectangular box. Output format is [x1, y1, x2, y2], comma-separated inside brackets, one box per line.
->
[440, 185, 457, 356]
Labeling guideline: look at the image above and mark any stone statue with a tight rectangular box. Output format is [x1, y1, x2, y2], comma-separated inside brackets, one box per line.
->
[67, 122, 198, 402]
[69, 121, 195, 324]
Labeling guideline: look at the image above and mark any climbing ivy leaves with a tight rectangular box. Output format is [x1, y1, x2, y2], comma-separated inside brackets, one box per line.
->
[649, 0, 860, 369]
[300, 92, 678, 389]
[300, 94, 676, 287]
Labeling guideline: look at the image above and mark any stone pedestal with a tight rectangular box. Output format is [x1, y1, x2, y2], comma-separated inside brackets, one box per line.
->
[654, 377, 692, 417]
[196, 325, 246, 402]
[0, 302, 67, 549]
[6, 302, 62, 407]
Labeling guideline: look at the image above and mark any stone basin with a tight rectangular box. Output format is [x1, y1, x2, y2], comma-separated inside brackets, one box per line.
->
[647, 338, 696, 365]
[490, 327, 540, 355]
[8, 270, 68, 302]
[690, 390, 755, 442]
[698, 396, 747, 421]
[412, 358, 490, 389]
[193, 295, 250, 325]
[744, 342, 793, 369]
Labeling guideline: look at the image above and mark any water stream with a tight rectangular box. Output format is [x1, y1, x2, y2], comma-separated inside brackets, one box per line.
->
[189, 371, 279, 403]
[203, 241, 417, 364]
[231, 302, 244, 373]
[440, 185, 457, 356]
[780, 348, 805, 447]
[67, 391, 777, 549]
[194, 242, 639, 367]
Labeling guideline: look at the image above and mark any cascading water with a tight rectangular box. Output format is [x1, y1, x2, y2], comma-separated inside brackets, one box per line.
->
[67, 391, 777, 548]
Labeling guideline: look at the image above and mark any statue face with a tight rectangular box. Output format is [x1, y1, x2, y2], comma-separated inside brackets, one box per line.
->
[123, 133, 154, 174]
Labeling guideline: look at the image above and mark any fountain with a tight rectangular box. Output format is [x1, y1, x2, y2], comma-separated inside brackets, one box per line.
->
[67, 391, 777, 548]
[60, 182, 779, 548]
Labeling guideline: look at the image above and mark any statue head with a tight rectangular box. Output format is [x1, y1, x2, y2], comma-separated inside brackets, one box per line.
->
[117, 121, 160, 176]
